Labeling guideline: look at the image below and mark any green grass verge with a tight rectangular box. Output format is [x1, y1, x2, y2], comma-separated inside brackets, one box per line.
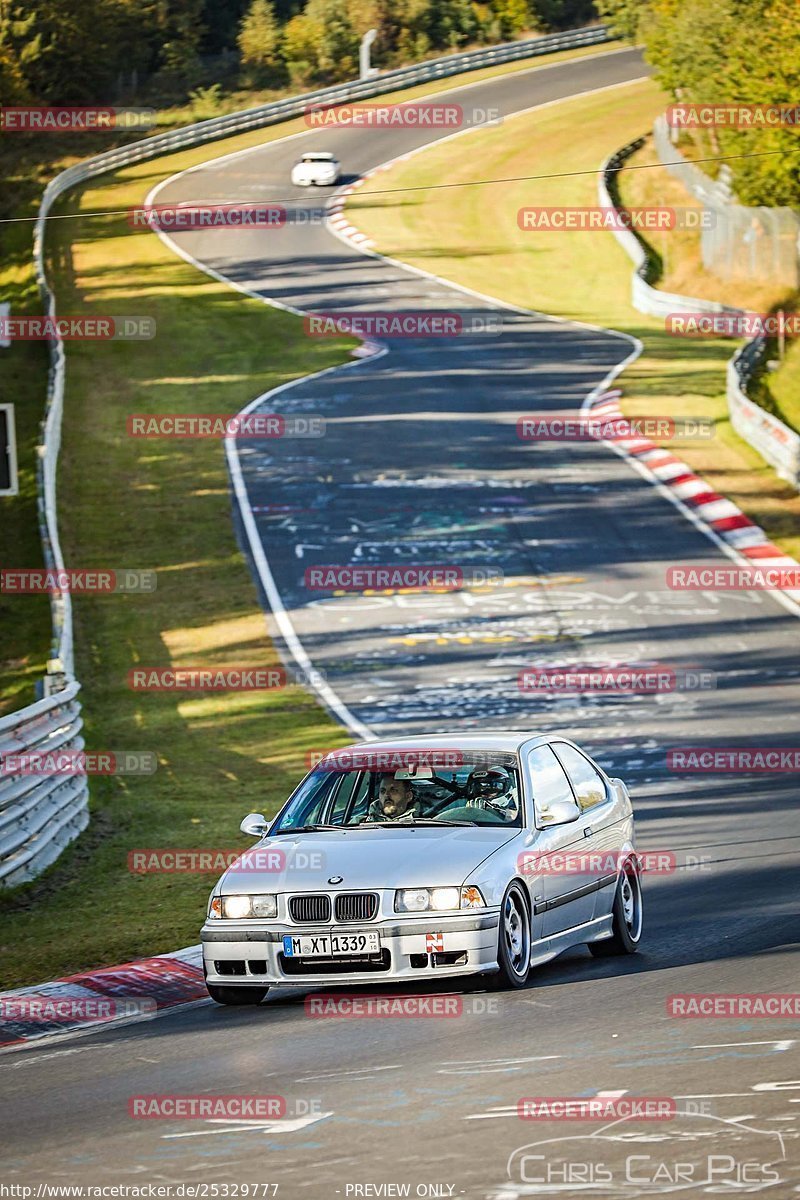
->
[0, 149, 60, 714]
[763, 337, 800, 434]
[346, 77, 800, 560]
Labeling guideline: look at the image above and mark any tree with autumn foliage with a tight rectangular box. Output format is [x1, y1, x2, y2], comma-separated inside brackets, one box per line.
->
[596, 0, 800, 206]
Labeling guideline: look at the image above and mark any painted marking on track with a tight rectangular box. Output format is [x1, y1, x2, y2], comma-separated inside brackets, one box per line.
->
[162, 1113, 333, 1139]
[675, 1092, 786, 1099]
[465, 1106, 524, 1120]
[295, 1064, 401, 1083]
[439, 1055, 561, 1075]
[4, 1045, 107, 1069]
[466, 1088, 628, 1120]
[441, 1055, 561, 1065]
[692, 1040, 796, 1052]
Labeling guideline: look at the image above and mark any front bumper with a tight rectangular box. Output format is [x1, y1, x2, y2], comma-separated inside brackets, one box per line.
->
[202, 911, 500, 988]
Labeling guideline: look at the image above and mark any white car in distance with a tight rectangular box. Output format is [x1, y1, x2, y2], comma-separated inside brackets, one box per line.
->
[291, 151, 341, 187]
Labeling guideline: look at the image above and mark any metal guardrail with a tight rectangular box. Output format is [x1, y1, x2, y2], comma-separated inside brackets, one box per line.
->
[6, 23, 614, 886]
[599, 140, 733, 320]
[598, 137, 800, 490]
[727, 344, 800, 487]
[0, 682, 88, 887]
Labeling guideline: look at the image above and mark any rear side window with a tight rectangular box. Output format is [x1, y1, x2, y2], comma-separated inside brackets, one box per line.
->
[527, 745, 579, 823]
[553, 744, 607, 812]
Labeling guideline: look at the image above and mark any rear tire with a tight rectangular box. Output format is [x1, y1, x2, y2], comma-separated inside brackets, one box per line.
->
[489, 883, 531, 989]
[589, 861, 642, 957]
[206, 983, 268, 1006]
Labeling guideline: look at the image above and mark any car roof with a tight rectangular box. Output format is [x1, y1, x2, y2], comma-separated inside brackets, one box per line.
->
[301, 151, 336, 159]
[344, 731, 566, 755]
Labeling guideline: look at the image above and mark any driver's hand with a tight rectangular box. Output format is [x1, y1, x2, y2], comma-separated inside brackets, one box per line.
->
[486, 796, 518, 820]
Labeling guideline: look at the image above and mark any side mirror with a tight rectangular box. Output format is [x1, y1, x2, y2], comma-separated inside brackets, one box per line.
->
[537, 798, 581, 828]
[240, 812, 270, 838]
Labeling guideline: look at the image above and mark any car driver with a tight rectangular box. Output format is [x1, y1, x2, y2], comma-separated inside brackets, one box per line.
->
[367, 774, 423, 821]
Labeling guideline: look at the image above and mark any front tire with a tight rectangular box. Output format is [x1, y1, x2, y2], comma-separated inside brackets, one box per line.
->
[490, 883, 531, 988]
[206, 983, 268, 1006]
[589, 861, 643, 957]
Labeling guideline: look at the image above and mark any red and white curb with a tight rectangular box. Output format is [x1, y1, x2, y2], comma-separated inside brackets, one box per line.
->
[327, 160, 413, 249]
[587, 389, 800, 608]
[327, 178, 373, 247]
[0, 944, 206, 1049]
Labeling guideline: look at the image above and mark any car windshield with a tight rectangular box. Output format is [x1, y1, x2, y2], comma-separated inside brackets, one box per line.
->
[271, 753, 522, 831]
[301, 154, 333, 162]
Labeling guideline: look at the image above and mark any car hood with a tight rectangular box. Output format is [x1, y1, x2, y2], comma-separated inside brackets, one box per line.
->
[219, 826, 520, 893]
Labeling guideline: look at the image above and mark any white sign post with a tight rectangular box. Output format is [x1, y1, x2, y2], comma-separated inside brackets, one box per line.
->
[359, 29, 379, 80]
[0, 403, 19, 495]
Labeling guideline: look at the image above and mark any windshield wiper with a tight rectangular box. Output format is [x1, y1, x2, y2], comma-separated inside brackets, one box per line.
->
[406, 817, 477, 827]
[358, 818, 477, 828]
[270, 823, 342, 835]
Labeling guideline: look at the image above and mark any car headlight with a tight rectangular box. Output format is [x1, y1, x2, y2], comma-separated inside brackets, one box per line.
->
[394, 886, 485, 913]
[208, 894, 278, 919]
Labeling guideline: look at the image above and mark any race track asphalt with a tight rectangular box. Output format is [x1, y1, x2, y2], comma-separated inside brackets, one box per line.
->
[2, 46, 798, 1198]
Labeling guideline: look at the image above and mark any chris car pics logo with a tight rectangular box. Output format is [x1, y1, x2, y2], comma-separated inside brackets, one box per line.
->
[505, 1112, 786, 1193]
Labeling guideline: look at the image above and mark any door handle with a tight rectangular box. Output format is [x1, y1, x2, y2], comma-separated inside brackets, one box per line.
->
[583, 826, 593, 837]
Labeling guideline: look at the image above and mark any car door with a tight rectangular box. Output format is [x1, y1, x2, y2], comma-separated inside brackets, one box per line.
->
[551, 742, 622, 923]
[524, 744, 597, 937]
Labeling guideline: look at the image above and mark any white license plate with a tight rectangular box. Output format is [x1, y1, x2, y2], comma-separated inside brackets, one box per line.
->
[282, 931, 381, 958]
